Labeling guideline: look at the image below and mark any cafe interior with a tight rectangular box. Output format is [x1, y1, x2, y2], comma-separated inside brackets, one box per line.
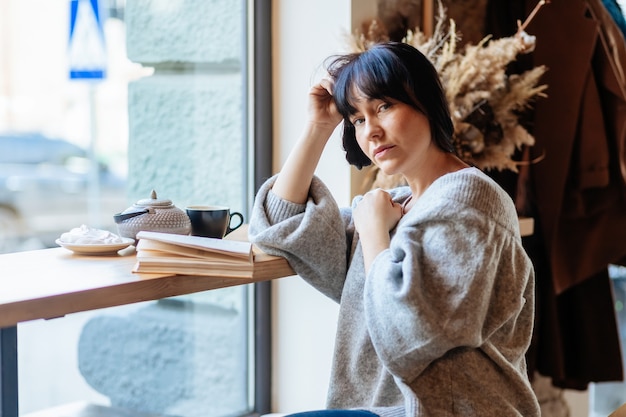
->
[2, 0, 626, 416]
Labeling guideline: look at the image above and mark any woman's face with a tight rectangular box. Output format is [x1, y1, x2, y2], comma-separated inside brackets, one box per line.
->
[348, 91, 434, 178]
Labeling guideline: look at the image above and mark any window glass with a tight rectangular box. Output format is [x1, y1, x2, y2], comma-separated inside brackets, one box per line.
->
[1, 0, 259, 416]
[0, 0, 136, 252]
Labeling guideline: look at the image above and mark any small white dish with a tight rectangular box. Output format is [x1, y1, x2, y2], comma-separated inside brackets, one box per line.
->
[55, 238, 135, 255]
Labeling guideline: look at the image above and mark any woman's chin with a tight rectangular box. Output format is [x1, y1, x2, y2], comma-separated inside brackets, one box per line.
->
[376, 164, 400, 177]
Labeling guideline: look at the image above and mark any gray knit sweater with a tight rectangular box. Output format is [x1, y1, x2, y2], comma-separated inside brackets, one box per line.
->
[248, 167, 540, 417]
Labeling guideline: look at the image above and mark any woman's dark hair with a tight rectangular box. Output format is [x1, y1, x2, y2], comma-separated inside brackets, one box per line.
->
[326, 42, 455, 169]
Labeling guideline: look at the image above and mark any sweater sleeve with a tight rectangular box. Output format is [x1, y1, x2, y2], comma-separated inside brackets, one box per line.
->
[363, 207, 531, 383]
[248, 175, 351, 302]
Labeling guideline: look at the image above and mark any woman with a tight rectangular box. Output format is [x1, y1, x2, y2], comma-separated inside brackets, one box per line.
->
[249, 42, 539, 417]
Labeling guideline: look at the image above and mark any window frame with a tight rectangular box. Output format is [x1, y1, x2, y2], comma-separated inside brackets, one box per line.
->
[249, 0, 273, 415]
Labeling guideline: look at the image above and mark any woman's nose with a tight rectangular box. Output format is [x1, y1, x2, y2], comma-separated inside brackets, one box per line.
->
[364, 118, 381, 140]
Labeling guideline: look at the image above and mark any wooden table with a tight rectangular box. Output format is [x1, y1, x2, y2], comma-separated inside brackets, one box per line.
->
[0, 244, 295, 417]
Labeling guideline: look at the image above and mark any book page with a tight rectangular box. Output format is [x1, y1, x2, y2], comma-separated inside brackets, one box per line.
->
[135, 231, 253, 261]
[136, 246, 250, 265]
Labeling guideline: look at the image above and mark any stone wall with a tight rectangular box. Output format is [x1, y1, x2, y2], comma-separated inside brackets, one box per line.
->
[125, 0, 246, 213]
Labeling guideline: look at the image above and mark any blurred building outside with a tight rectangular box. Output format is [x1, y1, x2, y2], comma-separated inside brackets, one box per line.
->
[0, 0, 151, 252]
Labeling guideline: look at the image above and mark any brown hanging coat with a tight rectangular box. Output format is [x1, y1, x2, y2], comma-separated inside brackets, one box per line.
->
[487, 0, 626, 389]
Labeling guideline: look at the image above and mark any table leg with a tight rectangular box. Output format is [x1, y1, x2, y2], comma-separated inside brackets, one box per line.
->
[0, 326, 17, 417]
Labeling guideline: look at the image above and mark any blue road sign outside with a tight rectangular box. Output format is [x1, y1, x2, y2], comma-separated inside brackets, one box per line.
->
[68, 0, 107, 80]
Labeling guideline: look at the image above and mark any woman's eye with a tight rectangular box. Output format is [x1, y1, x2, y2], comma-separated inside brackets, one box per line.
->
[379, 103, 391, 112]
[352, 117, 364, 126]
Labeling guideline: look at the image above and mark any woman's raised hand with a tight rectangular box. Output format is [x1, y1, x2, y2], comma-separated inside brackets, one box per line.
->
[271, 78, 342, 204]
[307, 78, 343, 130]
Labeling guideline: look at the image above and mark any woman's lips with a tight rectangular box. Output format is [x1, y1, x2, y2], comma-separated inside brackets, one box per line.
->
[373, 144, 394, 159]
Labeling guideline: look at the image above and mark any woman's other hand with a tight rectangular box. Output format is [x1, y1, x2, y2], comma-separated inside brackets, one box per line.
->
[354, 189, 403, 273]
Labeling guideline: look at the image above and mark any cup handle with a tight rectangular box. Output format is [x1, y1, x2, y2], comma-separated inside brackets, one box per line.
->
[226, 212, 244, 235]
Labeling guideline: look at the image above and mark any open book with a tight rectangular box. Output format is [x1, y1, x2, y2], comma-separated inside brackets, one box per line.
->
[133, 230, 255, 278]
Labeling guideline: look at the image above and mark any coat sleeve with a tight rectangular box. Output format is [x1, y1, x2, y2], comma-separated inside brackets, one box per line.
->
[248, 175, 352, 302]
[363, 213, 531, 383]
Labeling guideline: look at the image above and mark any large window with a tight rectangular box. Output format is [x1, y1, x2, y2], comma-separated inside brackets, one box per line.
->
[0, 0, 271, 415]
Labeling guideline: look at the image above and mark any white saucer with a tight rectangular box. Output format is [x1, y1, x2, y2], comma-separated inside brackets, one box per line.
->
[55, 238, 135, 255]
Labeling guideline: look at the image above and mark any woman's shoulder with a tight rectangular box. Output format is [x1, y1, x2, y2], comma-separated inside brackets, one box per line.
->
[433, 167, 512, 204]
[417, 167, 519, 227]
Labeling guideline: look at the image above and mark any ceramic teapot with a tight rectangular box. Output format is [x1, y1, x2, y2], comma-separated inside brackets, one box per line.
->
[114, 189, 191, 240]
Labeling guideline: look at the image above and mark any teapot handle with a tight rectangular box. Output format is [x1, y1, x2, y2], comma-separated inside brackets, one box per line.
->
[113, 208, 149, 224]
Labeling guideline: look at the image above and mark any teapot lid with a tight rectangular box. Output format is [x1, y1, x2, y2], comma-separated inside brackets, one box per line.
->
[135, 189, 175, 208]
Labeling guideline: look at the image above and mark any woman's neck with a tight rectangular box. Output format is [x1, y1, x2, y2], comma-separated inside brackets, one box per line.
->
[404, 151, 469, 201]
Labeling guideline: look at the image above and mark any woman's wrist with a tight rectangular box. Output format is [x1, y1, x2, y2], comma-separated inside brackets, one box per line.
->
[303, 120, 340, 143]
